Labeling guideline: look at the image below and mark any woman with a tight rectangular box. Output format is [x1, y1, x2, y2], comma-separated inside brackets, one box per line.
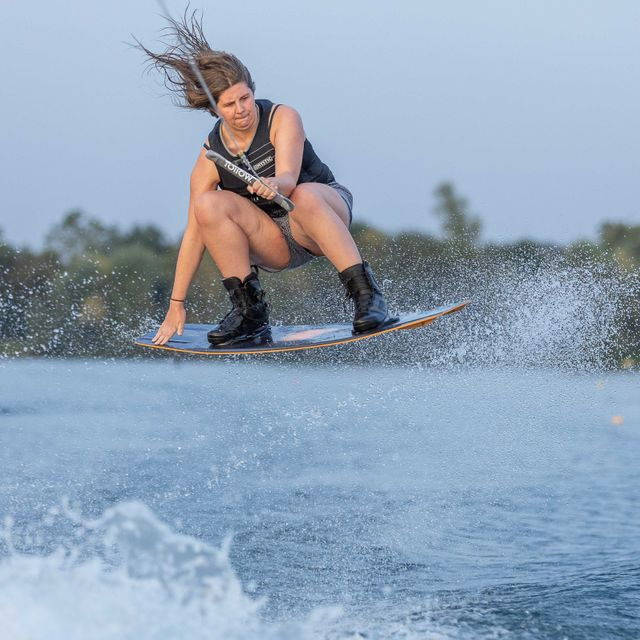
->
[140, 13, 390, 347]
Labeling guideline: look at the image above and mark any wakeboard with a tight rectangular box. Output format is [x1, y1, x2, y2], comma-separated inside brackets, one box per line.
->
[134, 301, 467, 356]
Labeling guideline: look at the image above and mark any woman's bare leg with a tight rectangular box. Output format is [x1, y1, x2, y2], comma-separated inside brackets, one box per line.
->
[287, 183, 389, 331]
[193, 190, 290, 276]
[287, 183, 361, 271]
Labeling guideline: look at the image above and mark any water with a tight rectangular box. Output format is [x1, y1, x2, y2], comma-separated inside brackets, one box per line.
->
[1, 358, 638, 639]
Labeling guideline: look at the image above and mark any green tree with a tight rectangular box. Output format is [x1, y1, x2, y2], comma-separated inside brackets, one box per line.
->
[44, 210, 120, 264]
[433, 182, 482, 251]
[122, 224, 174, 254]
[600, 222, 640, 269]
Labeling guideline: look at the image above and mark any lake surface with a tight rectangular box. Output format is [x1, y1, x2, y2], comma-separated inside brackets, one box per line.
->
[0, 358, 638, 639]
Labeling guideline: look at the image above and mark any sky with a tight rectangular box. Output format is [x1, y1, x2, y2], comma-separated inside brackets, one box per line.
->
[1, 0, 639, 248]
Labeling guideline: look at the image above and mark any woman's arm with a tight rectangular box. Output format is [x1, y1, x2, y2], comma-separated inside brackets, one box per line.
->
[169, 149, 220, 297]
[152, 148, 220, 345]
[248, 105, 305, 199]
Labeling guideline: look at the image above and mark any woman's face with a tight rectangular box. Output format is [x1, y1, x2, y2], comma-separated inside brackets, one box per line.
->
[216, 82, 256, 131]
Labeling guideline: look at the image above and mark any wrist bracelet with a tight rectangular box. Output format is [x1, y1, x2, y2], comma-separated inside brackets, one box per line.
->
[170, 297, 186, 303]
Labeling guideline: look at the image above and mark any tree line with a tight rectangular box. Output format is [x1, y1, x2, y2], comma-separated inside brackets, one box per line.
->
[1, 183, 638, 365]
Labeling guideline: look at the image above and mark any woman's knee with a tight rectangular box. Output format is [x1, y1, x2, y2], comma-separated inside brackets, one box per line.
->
[290, 183, 349, 228]
[290, 183, 325, 211]
[193, 190, 238, 227]
[292, 195, 344, 236]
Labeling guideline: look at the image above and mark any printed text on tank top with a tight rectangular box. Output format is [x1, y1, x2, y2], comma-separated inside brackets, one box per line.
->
[205, 99, 336, 218]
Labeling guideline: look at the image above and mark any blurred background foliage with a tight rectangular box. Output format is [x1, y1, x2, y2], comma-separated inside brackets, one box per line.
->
[1, 182, 638, 364]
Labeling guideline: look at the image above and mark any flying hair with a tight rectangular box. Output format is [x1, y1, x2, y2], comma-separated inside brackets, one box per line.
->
[134, 7, 255, 117]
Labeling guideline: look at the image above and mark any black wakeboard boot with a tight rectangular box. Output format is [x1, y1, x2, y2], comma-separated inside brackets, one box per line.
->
[339, 261, 392, 333]
[207, 272, 271, 346]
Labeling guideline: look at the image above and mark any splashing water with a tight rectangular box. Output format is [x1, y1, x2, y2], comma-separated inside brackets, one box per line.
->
[418, 262, 630, 370]
[1, 247, 638, 367]
[0, 501, 339, 640]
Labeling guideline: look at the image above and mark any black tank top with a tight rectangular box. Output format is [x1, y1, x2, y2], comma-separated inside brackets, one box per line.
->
[205, 99, 335, 218]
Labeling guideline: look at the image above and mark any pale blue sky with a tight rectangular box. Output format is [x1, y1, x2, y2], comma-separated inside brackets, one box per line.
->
[1, 0, 638, 247]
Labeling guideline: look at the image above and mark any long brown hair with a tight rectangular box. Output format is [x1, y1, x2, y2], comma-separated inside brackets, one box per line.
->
[135, 9, 255, 116]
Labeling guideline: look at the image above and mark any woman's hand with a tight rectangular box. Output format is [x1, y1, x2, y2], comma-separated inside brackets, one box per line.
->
[152, 300, 186, 346]
[248, 177, 279, 200]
